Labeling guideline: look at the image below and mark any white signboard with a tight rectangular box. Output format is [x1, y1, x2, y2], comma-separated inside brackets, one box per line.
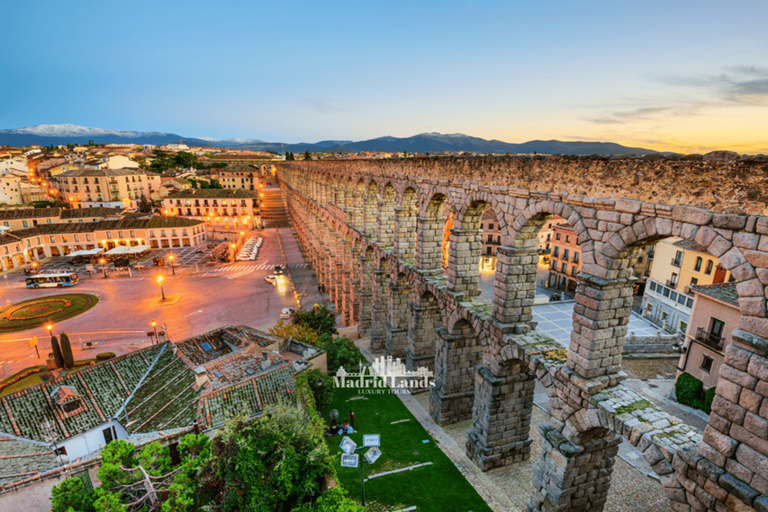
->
[341, 453, 359, 468]
[363, 434, 380, 447]
[340, 436, 357, 454]
[364, 446, 382, 465]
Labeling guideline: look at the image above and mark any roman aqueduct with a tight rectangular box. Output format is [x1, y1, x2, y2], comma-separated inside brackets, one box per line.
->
[277, 154, 768, 512]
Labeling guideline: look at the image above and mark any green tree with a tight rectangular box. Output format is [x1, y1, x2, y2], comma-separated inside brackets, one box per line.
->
[320, 336, 362, 373]
[93, 492, 126, 512]
[303, 150, 312, 160]
[292, 488, 366, 511]
[139, 442, 172, 476]
[285, 152, 295, 161]
[291, 305, 337, 336]
[59, 332, 74, 369]
[51, 477, 95, 512]
[138, 195, 152, 213]
[209, 179, 223, 189]
[50, 335, 64, 369]
[300, 369, 334, 409]
[195, 405, 334, 512]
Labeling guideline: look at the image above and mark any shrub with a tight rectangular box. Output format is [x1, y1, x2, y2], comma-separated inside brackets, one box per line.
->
[51, 477, 95, 512]
[703, 386, 717, 414]
[292, 304, 338, 336]
[60, 332, 74, 369]
[96, 352, 116, 361]
[51, 335, 64, 369]
[675, 372, 703, 406]
[320, 336, 363, 373]
[300, 368, 335, 409]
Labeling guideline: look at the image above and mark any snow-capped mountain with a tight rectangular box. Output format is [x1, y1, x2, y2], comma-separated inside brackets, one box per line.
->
[0, 124, 659, 155]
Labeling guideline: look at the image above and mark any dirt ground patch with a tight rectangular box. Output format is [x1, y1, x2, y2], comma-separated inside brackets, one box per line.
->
[621, 357, 679, 380]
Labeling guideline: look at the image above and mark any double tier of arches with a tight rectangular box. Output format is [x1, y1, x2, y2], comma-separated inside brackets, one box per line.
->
[279, 164, 768, 512]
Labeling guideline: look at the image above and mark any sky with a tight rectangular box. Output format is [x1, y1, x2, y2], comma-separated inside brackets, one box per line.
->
[1, 0, 767, 153]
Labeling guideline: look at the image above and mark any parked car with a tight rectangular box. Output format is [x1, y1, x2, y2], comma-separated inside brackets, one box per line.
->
[274, 265, 283, 275]
[279, 308, 295, 319]
[265, 275, 278, 284]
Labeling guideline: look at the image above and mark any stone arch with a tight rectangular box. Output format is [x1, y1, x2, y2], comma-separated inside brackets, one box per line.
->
[369, 253, 390, 352]
[415, 191, 450, 273]
[395, 187, 418, 262]
[407, 289, 443, 375]
[378, 183, 397, 246]
[358, 246, 376, 333]
[430, 317, 483, 426]
[446, 195, 495, 297]
[363, 181, 379, 237]
[386, 271, 412, 358]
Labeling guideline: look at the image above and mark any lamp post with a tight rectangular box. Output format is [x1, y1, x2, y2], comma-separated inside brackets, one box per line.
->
[168, 254, 175, 275]
[31, 261, 39, 274]
[156, 275, 166, 302]
[99, 258, 108, 278]
[230, 243, 236, 263]
[46, 324, 54, 356]
[151, 321, 158, 344]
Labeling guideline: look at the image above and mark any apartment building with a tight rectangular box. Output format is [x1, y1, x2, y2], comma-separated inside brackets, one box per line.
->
[51, 168, 153, 209]
[678, 283, 740, 390]
[548, 223, 582, 292]
[480, 208, 502, 270]
[162, 188, 259, 229]
[0, 216, 206, 271]
[641, 237, 731, 334]
[0, 207, 122, 231]
[213, 165, 263, 191]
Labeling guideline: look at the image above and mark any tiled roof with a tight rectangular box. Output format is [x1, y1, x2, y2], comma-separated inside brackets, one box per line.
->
[0, 208, 62, 221]
[4, 216, 205, 240]
[0, 437, 56, 487]
[166, 189, 259, 199]
[674, 238, 710, 254]
[690, 282, 739, 307]
[199, 365, 295, 429]
[55, 168, 148, 178]
[59, 207, 123, 219]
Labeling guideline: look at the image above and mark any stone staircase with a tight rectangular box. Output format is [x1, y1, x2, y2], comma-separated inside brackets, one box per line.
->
[259, 188, 291, 228]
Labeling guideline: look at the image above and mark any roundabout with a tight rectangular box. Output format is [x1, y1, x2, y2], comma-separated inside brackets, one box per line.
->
[0, 294, 99, 333]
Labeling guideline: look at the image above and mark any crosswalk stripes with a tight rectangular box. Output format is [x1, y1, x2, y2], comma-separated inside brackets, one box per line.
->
[208, 262, 309, 274]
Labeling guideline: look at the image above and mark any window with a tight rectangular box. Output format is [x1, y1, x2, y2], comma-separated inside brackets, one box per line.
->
[546, 234, 551, 242]
[670, 291, 677, 301]
[690, 277, 698, 287]
[149, 230, 155, 238]
[705, 260, 714, 275]
[130, 230, 135, 238]
[695, 257, 703, 272]
[563, 249, 569, 261]
[488, 223, 494, 230]
[677, 294, 686, 305]
[74, 235, 79, 242]
[486, 246, 492, 255]
[2, 222, 7, 227]
[686, 298, 694, 308]
[86, 234, 91, 242]
[487, 234, 493, 242]
[118, 231, 124, 238]
[710, 318, 725, 340]
[673, 250, 682, 266]
[573, 252, 580, 263]
[679, 321, 688, 334]
[650, 281, 657, 292]
[561, 262, 567, 273]
[556, 233, 561, 241]
[553, 246, 559, 258]
[106, 232, 112, 239]
[50, 236, 56, 243]
[566, 235, 571, 243]
[663, 287, 670, 297]
[22, 220, 28, 228]
[700, 355, 714, 373]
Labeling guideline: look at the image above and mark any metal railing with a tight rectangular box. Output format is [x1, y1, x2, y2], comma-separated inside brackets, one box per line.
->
[695, 327, 724, 350]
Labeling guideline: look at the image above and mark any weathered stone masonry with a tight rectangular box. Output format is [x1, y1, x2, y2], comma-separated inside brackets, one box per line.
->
[280, 155, 768, 512]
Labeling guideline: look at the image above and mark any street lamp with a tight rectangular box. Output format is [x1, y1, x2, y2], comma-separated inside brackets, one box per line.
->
[156, 275, 166, 302]
[151, 320, 158, 344]
[99, 258, 108, 278]
[168, 254, 175, 275]
[46, 324, 54, 354]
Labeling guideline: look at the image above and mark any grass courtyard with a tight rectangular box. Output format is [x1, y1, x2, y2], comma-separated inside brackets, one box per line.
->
[0, 294, 98, 333]
[320, 383, 493, 512]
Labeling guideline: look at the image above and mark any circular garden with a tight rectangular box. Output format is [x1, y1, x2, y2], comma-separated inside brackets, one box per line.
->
[0, 294, 99, 333]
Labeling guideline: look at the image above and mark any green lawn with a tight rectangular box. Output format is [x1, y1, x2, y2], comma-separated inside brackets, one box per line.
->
[0, 294, 99, 333]
[320, 384, 493, 512]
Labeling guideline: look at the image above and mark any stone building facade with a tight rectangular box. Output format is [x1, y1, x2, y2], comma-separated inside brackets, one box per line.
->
[277, 154, 768, 512]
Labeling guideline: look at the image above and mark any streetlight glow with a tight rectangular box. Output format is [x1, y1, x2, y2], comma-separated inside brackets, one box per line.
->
[156, 275, 166, 301]
[168, 254, 176, 275]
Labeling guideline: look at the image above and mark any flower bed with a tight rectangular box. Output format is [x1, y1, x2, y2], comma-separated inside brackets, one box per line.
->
[0, 294, 98, 334]
[3, 299, 73, 321]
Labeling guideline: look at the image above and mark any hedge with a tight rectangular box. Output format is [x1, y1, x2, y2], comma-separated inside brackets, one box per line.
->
[96, 352, 116, 361]
[675, 372, 715, 413]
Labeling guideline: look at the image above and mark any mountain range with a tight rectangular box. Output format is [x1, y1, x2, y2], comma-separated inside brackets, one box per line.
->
[0, 124, 658, 156]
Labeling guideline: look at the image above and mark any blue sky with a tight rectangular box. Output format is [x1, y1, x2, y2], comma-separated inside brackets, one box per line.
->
[2, 0, 767, 152]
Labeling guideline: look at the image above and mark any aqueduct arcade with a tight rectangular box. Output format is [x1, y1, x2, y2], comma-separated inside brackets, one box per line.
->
[278, 154, 768, 512]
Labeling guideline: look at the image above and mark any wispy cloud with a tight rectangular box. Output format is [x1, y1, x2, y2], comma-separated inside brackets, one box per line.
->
[584, 65, 768, 125]
[304, 97, 347, 114]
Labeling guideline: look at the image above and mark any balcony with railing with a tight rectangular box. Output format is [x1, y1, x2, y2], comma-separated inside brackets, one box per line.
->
[671, 258, 682, 267]
[666, 279, 678, 288]
[695, 327, 724, 351]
